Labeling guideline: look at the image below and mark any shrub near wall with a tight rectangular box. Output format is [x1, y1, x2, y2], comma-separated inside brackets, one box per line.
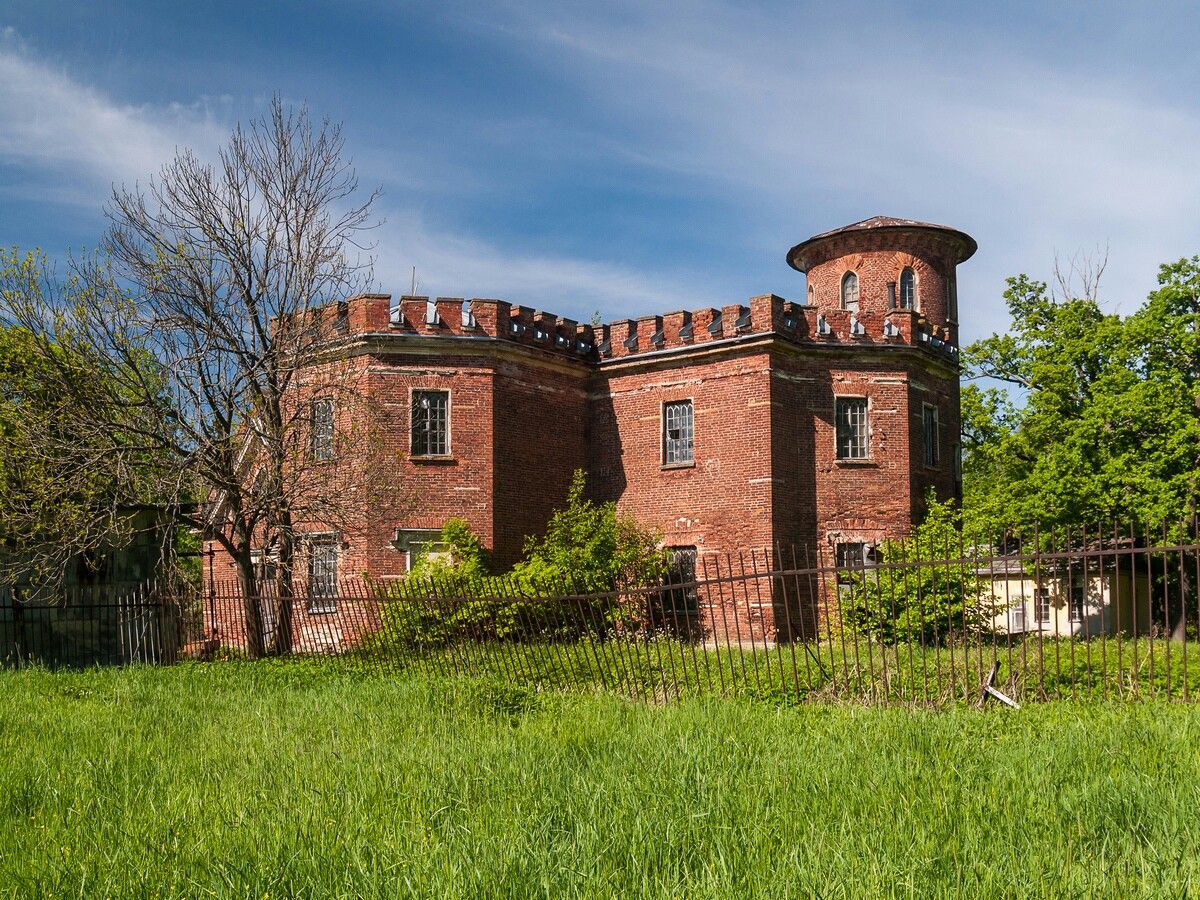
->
[368, 472, 668, 651]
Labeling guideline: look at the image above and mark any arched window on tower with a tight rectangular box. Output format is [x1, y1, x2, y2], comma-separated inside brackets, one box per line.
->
[899, 267, 916, 310]
[841, 272, 859, 312]
[807, 283, 815, 305]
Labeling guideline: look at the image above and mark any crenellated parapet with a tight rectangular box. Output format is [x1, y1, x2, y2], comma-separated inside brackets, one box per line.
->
[329, 288, 959, 364]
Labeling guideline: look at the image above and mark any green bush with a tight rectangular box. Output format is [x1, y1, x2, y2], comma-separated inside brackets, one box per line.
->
[369, 473, 669, 651]
[841, 497, 998, 645]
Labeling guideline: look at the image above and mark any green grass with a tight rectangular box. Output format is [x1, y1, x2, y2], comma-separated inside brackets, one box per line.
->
[3, 662, 1200, 897]
[361, 635, 1200, 705]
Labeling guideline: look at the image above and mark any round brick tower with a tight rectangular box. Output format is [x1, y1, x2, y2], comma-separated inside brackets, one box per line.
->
[786, 215, 976, 344]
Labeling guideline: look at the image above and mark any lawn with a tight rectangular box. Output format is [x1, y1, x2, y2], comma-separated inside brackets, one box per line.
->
[2, 662, 1199, 897]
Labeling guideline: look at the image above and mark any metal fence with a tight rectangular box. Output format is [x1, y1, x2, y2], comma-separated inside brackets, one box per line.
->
[187, 523, 1200, 705]
[1, 582, 191, 668]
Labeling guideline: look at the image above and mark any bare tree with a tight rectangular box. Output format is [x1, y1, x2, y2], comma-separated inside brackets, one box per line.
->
[0, 98, 413, 656]
[1052, 245, 1109, 304]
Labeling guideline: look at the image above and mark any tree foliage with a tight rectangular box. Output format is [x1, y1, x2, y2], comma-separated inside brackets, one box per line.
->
[962, 261, 1200, 534]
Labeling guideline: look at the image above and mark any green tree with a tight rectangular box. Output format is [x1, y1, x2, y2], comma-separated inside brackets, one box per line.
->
[962, 264, 1200, 533]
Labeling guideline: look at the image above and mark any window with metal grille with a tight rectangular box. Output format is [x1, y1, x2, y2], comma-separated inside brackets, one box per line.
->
[923, 403, 939, 467]
[1034, 588, 1051, 626]
[311, 398, 334, 462]
[836, 542, 878, 586]
[899, 267, 916, 310]
[308, 538, 338, 614]
[835, 397, 868, 459]
[411, 390, 449, 456]
[663, 546, 700, 631]
[663, 400, 694, 465]
[841, 271, 859, 312]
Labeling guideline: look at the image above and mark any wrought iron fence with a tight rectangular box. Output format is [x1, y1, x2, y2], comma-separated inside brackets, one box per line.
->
[185, 522, 1200, 704]
[6, 523, 1199, 703]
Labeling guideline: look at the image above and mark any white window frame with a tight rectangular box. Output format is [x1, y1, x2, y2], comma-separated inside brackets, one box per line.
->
[1008, 605, 1026, 632]
[1034, 587, 1051, 627]
[1069, 583, 1085, 623]
[835, 396, 870, 460]
[662, 399, 695, 466]
[410, 388, 451, 458]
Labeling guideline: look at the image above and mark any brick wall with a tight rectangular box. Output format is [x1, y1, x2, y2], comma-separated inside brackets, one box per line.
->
[201, 219, 974, 646]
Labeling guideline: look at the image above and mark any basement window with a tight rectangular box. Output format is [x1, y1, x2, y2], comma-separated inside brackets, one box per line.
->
[835, 397, 869, 460]
[662, 400, 694, 465]
[411, 390, 450, 457]
[836, 542, 878, 588]
[307, 536, 338, 614]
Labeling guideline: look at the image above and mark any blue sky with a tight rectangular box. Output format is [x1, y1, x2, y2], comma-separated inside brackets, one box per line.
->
[2, 1, 1199, 342]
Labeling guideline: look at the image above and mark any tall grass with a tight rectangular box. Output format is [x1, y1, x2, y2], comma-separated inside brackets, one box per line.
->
[2, 662, 1199, 897]
[353, 635, 1200, 705]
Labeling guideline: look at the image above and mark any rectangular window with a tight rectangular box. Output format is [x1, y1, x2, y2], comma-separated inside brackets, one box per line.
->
[947, 273, 958, 322]
[308, 538, 338, 614]
[836, 542, 878, 587]
[311, 398, 334, 462]
[1008, 605, 1026, 632]
[663, 546, 700, 630]
[662, 400, 694, 465]
[411, 390, 449, 457]
[835, 397, 869, 460]
[923, 403, 940, 467]
[1069, 584, 1085, 623]
[1034, 587, 1051, 626]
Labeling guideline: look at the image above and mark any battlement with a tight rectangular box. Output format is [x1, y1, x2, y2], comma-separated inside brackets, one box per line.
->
[332, 291, 959, 364]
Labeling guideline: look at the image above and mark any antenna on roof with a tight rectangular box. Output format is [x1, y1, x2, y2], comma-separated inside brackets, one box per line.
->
[411, 266, 417, 296]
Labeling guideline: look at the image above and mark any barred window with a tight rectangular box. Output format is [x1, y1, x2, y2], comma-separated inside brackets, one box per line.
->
[841, 271, 859, 312]
[411, 390, 449, 456]
[664, 546, 699, 622]
[663, 400, 694, 465]
[836, 542, 878, 587]
[311, 398, 334, 462]
[835, 397, 868, 459]
[899, 267, 916, 310]
[923, 403, 939, 467]
[308, 538, 338, 614]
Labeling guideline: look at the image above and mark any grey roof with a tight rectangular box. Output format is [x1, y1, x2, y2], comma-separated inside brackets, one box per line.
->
[787, 215, 978, 272]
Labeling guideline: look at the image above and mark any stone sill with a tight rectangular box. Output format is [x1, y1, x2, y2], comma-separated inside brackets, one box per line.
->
[661, 462, 696, 472]
[410, 455, 457, 465]
[835, 458, 878, 468]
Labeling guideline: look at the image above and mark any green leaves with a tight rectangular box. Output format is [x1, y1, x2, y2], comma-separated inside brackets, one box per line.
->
[964, 259, 1200, 533]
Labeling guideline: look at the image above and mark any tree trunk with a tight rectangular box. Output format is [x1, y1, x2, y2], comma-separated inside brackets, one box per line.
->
[268, 523, 295, 656]
[234, 543, 265, 659]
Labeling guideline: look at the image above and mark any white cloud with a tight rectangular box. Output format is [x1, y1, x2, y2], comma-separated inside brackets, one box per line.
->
[0, 34, 229, 190]
[462, 0, 1200, 337]
[0, 34, 712, 322]
[371, 210, 725, 320]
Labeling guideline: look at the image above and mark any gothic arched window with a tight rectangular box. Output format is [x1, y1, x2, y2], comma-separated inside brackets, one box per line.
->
[899, 267, 916, 310]
[841, 271, 859, 312]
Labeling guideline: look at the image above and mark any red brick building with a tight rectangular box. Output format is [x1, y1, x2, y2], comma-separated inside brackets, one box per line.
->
[205, 216, 974, 643]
